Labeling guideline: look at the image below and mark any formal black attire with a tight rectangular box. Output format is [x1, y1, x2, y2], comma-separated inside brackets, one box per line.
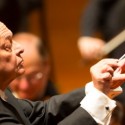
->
[0, 88, 97, 125]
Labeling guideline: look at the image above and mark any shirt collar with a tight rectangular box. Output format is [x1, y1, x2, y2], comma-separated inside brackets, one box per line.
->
[13, 92, 20, 99]
[0, 89, 7, 101]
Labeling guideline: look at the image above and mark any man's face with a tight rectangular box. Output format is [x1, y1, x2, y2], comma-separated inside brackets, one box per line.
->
[0, 23, 24, 86]
[9, 39, 50, 100]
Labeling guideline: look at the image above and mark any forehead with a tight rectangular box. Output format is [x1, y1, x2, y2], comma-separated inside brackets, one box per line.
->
[0, 22, 12, 39]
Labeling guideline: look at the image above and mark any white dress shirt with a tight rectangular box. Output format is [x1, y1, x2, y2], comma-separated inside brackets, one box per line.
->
[80, 82, 122, 125]
[0, 89, 7, 101]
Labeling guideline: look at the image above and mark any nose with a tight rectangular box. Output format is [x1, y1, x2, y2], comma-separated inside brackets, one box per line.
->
[13, 41, 24, 56]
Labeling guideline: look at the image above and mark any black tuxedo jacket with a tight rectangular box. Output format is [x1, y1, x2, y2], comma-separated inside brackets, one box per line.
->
[0, 88, 97, 125]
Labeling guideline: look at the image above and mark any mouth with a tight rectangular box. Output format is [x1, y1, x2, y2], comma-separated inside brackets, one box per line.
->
[18, 59, 24, 70]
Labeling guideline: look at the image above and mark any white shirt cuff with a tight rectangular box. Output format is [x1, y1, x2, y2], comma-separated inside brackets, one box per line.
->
[80, 82, 116, 125]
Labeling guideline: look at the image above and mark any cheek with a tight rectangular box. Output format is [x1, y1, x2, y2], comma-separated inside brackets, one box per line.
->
[0, 52, 17, 72]
[7, 54, 17, 70]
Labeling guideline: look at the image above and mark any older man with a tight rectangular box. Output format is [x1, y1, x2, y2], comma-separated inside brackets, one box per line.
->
[9, 32, 58, 101]
[0, 21, 125, 125]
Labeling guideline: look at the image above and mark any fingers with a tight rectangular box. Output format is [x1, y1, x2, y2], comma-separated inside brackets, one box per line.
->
[90, 58, 120, 94]
[90, 59, 119, 75]
[91, 58, 125, 94]
[118, 58, 125, 73]
[111, 58, 125, 89]
[100, 59, 119, 68]
[90, 59, 119, 82]
[111, 74, 125, 89]
[101, 72, 113, 81]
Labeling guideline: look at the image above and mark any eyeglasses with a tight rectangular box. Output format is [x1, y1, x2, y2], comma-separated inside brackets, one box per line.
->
[17, 72, 43, 83]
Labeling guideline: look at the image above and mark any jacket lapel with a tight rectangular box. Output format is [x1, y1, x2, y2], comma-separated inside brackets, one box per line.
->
[5, 88, 31, 125]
